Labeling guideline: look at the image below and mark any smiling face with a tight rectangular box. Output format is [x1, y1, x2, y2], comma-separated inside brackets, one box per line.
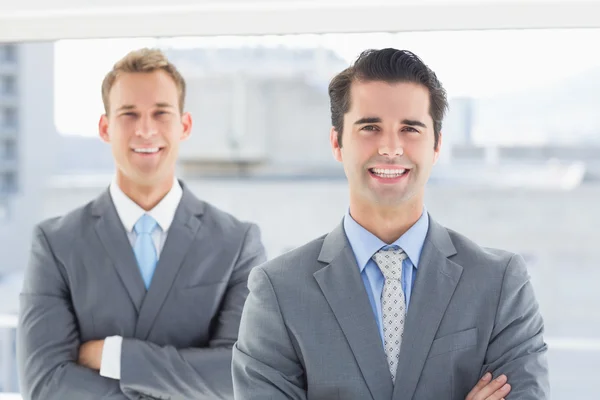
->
[331, 80, 442, 212]
[99, 70, 192, 191]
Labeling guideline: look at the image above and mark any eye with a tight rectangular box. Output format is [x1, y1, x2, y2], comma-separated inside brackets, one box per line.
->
[361, 125, 379, 132]
[155, 110, 171, 118]
[402, 126, 419, 133]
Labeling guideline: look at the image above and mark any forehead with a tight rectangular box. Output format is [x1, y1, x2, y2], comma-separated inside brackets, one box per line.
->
[109, 70, 179, 110]
[347, 80, 431, 121]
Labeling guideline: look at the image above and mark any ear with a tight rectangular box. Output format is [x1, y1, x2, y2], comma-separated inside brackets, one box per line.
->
[99, 114, 110, 143]
[180, 112, 192, 141]
[330, 127, 343, 163]
[433, 131, 443, 165]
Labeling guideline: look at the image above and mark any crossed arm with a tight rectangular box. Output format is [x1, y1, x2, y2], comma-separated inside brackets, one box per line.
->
[18, 223, 266, 400]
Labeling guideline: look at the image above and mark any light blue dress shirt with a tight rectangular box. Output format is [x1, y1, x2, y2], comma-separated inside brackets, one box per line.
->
[343, 207, 429, 346]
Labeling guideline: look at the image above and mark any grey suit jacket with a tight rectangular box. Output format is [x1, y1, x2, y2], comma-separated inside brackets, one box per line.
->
[232, 215, 550, 399]
[18, 183, 266, 400]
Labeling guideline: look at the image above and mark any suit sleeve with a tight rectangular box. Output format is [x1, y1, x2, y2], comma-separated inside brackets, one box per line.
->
[482, 254, 551, 399]
[17, 225, 127, 400]
[118, 223, 267, 400]
[231, 265, 308, 400]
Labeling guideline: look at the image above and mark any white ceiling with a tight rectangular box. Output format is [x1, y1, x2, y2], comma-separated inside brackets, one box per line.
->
[1, 0, 600, 42]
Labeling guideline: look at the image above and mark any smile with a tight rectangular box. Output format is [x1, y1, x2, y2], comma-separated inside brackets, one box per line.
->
[369, 168, 409, 178]
[132, 147, 162, 154]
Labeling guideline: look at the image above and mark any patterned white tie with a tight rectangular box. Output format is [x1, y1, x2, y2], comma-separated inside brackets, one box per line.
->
[372, 247, 408, 383]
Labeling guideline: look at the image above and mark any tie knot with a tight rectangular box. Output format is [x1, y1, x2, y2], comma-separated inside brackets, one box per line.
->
[372, 247, 407, 280]
[134, 214, 158, 235]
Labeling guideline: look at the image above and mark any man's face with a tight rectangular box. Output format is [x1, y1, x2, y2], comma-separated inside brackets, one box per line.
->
[331, 80, 441, 210]
[99, 70, 191, 188]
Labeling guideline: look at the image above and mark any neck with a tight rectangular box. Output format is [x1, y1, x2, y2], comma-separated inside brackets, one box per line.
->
[116, 174, 174, 211]
[349, 197, 423, 244]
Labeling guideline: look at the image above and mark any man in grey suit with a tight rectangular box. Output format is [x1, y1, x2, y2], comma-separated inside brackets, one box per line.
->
[232, 48, 549, 399]
[18, 48, 266, 400]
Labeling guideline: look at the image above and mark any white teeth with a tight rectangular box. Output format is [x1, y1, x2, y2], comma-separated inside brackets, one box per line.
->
[133, 148, 159, 154]
[371, 168, 406, 177]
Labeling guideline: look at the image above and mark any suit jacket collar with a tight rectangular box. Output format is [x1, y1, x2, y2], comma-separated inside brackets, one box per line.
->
[108, 178, 183, 233]
[314, 222, 393, 400]
[91, 182, 206, 338]
[318, 213, 456, 264]
[91, 179, 205, 220]
[316, 213, 462, 400]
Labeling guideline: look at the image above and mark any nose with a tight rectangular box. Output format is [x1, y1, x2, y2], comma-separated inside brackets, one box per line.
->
[135, 115, 158, 139]
[378, 131, 404, 157]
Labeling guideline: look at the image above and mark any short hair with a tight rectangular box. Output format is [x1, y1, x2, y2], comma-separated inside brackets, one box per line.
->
[328, 48, 447, 149]
[101, 48, 186, 114]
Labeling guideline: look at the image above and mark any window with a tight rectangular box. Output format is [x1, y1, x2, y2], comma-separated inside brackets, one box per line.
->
[2, 45, 17, 63]
[1, 76, 16, 95]
[0, 172, 16, 193]
[0, 28, 594, 397]
[1, 108, 17, 128]
[0, 198, 9, 221]
[2, 140, 16, 160]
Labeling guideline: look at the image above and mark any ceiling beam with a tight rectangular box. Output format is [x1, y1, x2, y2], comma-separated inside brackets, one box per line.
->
[1, 1, 599, 42]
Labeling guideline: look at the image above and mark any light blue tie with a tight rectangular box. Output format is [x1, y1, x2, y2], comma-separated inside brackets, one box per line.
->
[133, 214, 158, 289]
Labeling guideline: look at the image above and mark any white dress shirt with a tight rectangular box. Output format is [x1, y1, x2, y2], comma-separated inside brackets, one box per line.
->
[99, 178, 183, 380]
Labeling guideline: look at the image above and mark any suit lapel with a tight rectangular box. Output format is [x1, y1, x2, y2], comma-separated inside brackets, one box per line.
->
[314, 223, 393, 400]
[134, 187, 205, 340]
[92, 190, 146, 313]
[392, 216, 463, 400]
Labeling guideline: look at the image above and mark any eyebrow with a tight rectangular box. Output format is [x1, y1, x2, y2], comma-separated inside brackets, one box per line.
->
[115, 105, 136, 113]
[354, 117, 382, 125]
[115, 103, 175, 113]
[353, 117, 427, 129]
[401, 119, 427, 128]
[155, 102, 175, 109]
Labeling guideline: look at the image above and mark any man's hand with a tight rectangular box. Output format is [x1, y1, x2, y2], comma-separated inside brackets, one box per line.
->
[466, 373, 511, 400]
[78, 340, 105, 371]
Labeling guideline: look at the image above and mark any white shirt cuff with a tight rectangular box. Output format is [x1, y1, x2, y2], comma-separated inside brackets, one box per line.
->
[99, 335, 123, 380]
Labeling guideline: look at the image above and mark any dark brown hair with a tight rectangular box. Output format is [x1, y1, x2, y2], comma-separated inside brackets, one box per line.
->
[328, 48, 447, 149]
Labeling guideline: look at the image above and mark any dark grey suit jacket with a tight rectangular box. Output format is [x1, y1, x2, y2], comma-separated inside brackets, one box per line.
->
[18, 183, 266, 400]
[232, 215, 550, 399]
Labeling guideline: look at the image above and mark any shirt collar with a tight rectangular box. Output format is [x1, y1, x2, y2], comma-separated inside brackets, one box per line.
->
[109, 177, 183, 233]
[343, 206, 429, 272]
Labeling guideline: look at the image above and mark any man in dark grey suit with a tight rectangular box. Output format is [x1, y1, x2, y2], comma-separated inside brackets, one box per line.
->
[17, 48, 266, 400]
[232, 48, 550, 399]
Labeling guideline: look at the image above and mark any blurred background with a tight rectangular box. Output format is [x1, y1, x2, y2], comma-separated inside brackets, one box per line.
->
[0, 0, 599, 398]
